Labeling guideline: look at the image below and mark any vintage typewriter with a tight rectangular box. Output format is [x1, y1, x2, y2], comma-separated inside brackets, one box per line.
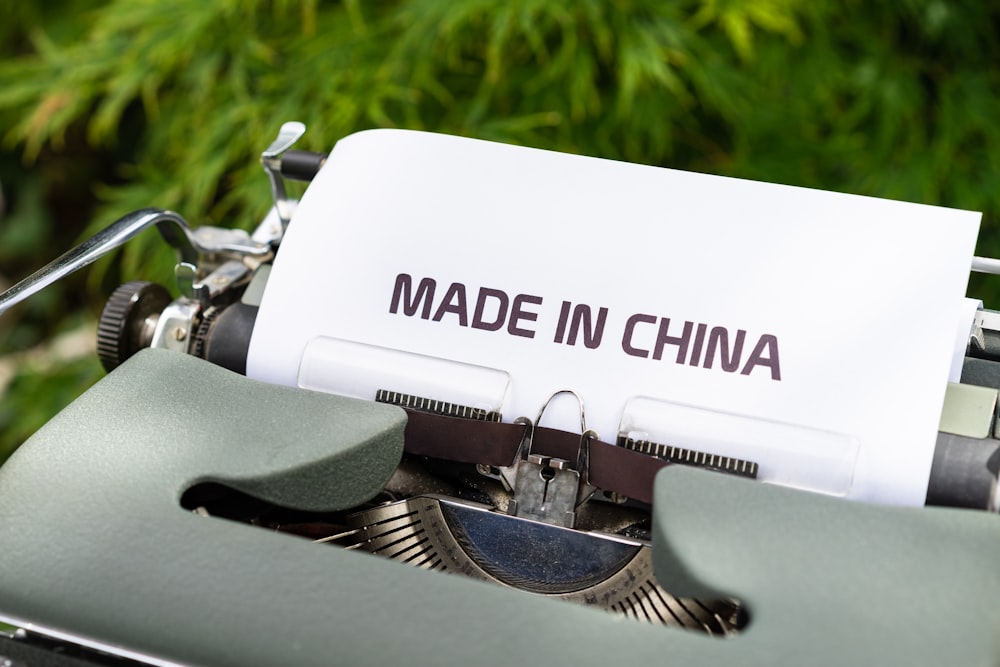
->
[1, 123, 999, 666]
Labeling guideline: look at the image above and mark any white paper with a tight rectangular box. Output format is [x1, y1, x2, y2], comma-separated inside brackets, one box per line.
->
[247, 129, 981, 506]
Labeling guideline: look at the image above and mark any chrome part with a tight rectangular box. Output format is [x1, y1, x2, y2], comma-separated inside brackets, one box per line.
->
[0, 125, 285, 333]
[504, 391, 599, 527]
[972, 256, 1000, 274]
[969, 308, 1000, 354]
[196, 260, 252, 301]
[190, 226, 269, 258]
[533, 390, 597, 482]
[150, 300, 200, 353]
[0, 612, 185, 667]
[262, 121, 307, 161]
[175, 259, 250, 310]
[261, 121, 307, 229]
[174, 262, 206, 303]
[327, 495, 742, 634]
[509, 453, 581, 528]
[534, 388, 591, 437]
[970, 323, 987, 353]
[250, 206, 293, 246]
[0, 208, 196, 317]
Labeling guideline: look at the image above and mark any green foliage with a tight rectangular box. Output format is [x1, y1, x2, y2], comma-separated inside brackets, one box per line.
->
[0, 0, 999, 459]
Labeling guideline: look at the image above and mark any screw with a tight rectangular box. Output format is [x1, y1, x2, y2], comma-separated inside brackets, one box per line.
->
[172, 327, 187, 342]
[608, 492, 627, 504]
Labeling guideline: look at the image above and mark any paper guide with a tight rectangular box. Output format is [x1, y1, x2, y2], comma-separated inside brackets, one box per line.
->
[247, 129, 981, 506]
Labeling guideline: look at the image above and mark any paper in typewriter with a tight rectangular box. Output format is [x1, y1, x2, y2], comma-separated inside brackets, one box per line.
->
[247, 130, 980, 506]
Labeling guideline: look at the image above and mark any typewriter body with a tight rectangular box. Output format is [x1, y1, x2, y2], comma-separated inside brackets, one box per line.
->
[1, 124, 1000, 666]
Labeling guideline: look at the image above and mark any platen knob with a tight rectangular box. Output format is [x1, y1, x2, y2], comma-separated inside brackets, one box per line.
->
[97, 281, 171, 372]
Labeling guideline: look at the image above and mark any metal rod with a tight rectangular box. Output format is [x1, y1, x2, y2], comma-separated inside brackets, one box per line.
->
[0, 208, 197, 316]
[972, 256, 1000, 275]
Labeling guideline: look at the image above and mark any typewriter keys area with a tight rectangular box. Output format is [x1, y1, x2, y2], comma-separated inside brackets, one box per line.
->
[183, 453, 745, 636]
[331, 495, 742, 633]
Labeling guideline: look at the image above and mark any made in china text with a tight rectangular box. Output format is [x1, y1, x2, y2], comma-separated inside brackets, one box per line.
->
[388, 273, 781, 380]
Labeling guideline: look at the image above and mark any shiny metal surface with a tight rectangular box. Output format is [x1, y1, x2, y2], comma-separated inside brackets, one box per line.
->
[0, 208, 196, 317]
[501, 390, 599, 523]
[0, 612, 184, 667]
[190, 226, 269, 257]
[972, 256, 1000, 274]
[150, 299, 200, 353]
[0, 204, 271, 319]
[327, 495, 742, 634]
[261, 121, 307, 228]
[196, 260, 252, 302]
[509, 453, 581, 527]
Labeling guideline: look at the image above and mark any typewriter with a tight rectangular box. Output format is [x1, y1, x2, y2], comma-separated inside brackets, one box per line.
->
[1, 123, 999, 666]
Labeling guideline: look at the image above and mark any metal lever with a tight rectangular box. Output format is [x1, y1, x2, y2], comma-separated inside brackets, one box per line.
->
[973, 257, 1000, 275]
[507, 390, 598, 528]
[509, 450, 583, 528]
[261, 121, 307, 229]
[0, 208, 198, 317]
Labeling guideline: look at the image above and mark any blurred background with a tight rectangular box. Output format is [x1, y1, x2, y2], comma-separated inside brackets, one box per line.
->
[1, 0, 999, 462]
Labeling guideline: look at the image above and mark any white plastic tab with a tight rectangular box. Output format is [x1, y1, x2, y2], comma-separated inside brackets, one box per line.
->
[619, 396, 859, 497]
[298, 336, 509, 414]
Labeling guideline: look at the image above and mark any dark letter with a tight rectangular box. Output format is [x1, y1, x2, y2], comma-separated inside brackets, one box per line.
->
[389, 273, 436, 319]
[472, 287, 509, 331]
[741, 335, 782, 380]
[565, 305, 609, 349]
[704, 327, 746, 372]
[688, 323, 708, 366]
[622, 314, 656, 358]
[653, 319, 693, 364]
[508, 294, 543, 338]
[432, 282, 469, 326]
[553, 301, 571, 343]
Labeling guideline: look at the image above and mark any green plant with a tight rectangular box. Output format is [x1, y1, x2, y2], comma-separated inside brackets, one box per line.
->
[1, 0, 999, 460]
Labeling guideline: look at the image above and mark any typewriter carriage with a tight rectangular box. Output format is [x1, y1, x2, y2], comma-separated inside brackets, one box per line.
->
[2, 123, 1000, 650]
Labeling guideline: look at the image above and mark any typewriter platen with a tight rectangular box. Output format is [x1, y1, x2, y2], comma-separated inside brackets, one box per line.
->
[0, 124, 999, 666]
